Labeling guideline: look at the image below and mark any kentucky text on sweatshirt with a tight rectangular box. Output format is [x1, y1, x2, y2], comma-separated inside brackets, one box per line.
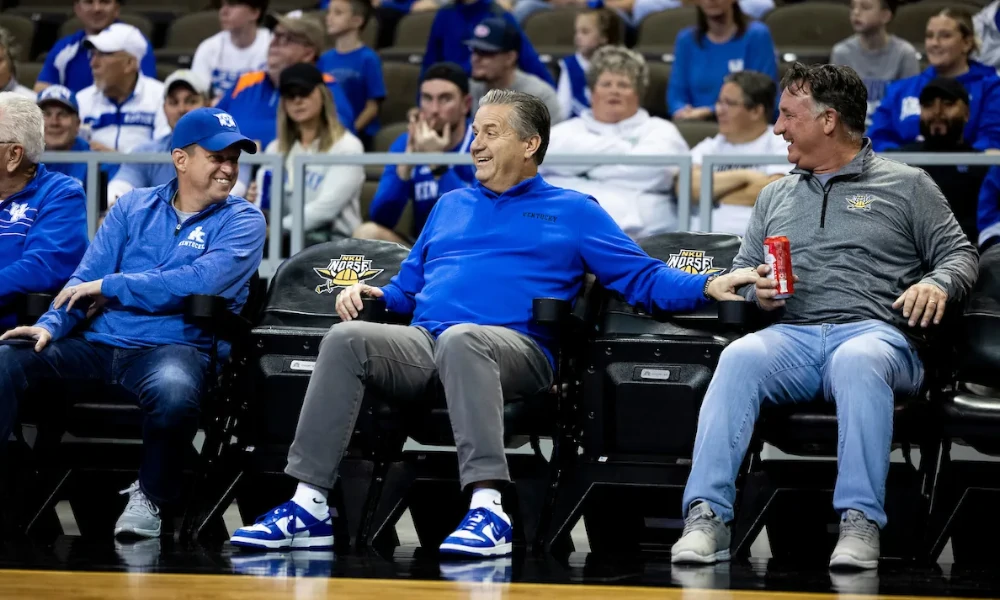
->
[0, 166, 88, 328]
[379, 175, 713, 365]
[868, 62, 1000, 151]
[36, 179, 266, 351]
[420, 0, 554, 86]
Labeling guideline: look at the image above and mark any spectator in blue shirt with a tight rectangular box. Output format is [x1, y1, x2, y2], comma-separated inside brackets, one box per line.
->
[355, 62, 475, 244]
[667, 0, 778, 121]
[38, 86, 90, 187]
[107, 70, 211, 206]
[318, 0, 387, 147]
[35, 0, 157, 94]
[421, 0, 554, 86]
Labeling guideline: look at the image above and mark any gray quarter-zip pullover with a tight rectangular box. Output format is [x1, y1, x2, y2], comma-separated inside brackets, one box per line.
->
[734, 139, 979, 337]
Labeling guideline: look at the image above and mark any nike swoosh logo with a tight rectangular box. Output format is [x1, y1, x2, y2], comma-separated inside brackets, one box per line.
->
[483, 524, 505, 545]
[312, 498, 324, 504]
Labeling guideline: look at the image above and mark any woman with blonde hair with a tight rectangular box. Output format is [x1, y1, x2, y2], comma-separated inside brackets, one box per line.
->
[870, 7, 1000, 151]
[256, 62, 365, 243]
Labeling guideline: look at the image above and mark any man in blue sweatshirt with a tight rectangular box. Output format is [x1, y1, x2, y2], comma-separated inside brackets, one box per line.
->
[0, 94, 88, 329]
[229, 89, 757, 556]
[420, 0, 554, 87]
[0, 108, 266, 541]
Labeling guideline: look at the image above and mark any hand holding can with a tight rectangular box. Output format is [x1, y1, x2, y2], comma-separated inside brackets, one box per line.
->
[763, 236, 794, 299]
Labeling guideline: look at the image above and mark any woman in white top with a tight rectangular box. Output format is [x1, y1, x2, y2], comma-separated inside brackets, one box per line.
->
[191, 0, 273, 103]
[256, 62, 364, 243]
[0, 28, 36, 98]
[542, 46, 689, 239]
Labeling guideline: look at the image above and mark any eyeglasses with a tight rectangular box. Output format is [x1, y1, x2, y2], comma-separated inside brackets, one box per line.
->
[272, 31, 310, 46]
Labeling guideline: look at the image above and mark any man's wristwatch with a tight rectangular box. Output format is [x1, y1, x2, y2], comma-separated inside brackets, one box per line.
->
[703, 275, 719, 299]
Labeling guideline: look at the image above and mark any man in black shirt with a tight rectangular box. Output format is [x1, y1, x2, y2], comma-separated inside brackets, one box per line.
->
[889, 77, 989, 244]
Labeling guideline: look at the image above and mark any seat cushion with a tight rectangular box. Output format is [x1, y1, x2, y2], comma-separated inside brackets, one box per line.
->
[941, 390, 1000, 455]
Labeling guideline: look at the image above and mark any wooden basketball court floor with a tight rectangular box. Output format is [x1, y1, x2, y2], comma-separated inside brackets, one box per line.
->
[0, 536, 997, 600]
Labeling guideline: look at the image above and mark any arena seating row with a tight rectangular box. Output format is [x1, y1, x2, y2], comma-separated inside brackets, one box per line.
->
[3, 234, 1000, 564]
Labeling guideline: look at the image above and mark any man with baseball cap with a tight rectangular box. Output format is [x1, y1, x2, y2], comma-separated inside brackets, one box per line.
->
[37, 85, 91, 187]
[0, 107, 266, 541]
[35, 0, 157, 94]
[888, 77, 988, 244]
[465, 17, 562, 123]
[355, 61, 475, 244]
[108, 70, 212, 206]
[76, 23, 170, 162]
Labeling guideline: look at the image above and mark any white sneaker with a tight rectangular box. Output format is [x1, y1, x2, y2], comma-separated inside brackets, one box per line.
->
[671, 502, 731, 564]
[829, 509, 880, 570]
[114, 481, 162, 539]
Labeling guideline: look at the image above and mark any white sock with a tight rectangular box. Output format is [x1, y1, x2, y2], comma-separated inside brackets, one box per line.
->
[470, 488, 509, 523]
[292, 482, 329, 519]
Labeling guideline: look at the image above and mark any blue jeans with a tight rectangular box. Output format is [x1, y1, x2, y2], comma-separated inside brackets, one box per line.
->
[0, 337, 210, 506]
[682, 320, 924, 528]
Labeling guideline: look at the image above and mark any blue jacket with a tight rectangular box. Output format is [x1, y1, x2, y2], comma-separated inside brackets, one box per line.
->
[370, 124, 475, 238]
[38, 26, 158, 93]
[421, 0, 554, 86]
[0, 165, 88, 328]
[36, 180, 266, 350]
[978, 166, 1000, 248]
[869, 62, 1000, 152]
[380, 175, 712, 365]
[667, 22, 778, 116]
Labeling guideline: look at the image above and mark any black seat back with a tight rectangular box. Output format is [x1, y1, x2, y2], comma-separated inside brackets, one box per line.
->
[960, 245, 1000, 386]
[258, 239, 411, 328]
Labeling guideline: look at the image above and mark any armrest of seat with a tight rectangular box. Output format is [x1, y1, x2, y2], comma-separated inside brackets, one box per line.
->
[184, 295, 252, 342]
[19, 293, 55, 324]
[717, 299, 776, 333]
[532, 297, 571, 327]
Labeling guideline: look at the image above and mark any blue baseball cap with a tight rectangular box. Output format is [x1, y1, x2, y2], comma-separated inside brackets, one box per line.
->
[37, 85, 78, 114]
[171, 107, 257, 154]
[464, 17, 520, 53]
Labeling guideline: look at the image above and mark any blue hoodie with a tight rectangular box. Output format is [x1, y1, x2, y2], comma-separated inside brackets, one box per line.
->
[0, 165, 88, 328]
[868, 62, 1000, 152]
[379, 175, 711, 365]
[36, 180, 266, 350]
[978, 166, 1000, 248]
[421, 0, 555, 87]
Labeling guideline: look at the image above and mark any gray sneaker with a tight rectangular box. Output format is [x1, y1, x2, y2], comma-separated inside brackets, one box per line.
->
[829, 509, 880, 570]
[671, 502, 731, 564]
[114, 481, 162, 539]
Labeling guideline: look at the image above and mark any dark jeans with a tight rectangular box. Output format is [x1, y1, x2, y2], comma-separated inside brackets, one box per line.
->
[0, 338, 210, 506]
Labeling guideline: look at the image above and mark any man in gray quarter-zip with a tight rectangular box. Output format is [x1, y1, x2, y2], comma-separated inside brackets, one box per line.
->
[673, 63, 978, 571]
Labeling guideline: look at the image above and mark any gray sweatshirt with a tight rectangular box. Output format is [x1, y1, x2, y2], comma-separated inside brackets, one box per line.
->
[734, 140, 978, 335]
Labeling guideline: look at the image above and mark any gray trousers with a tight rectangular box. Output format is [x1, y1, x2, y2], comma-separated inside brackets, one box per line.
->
[285, 321, 553, 490]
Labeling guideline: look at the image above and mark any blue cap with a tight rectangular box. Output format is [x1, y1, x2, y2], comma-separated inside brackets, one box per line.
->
[37, 85, 78, 114]
[464, 17, 520, 53]
[171, 107, 257, 154]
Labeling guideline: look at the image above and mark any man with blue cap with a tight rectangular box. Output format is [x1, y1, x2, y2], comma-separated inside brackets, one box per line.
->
[37, 85, 91, 186]
[0, 107, 267, 541]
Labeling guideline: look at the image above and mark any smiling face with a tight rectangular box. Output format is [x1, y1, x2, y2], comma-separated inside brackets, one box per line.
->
[925, 15, 973, 72]
[590, 70, 640, 124]
[176, 144, 242, 202]
[470, 103, 538, 192]
[164, 85, 207, 130]
[773, 86, 829, 170]
[42, 104, 81, 150]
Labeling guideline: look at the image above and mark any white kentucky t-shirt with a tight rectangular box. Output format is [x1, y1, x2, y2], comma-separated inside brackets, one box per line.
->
[191, 28, 272, 100]
[689, 128, 791, 235]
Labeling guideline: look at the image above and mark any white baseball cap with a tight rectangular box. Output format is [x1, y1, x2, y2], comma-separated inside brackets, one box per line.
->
[84, 23, 147, 63]
[164, 69, 210, 98]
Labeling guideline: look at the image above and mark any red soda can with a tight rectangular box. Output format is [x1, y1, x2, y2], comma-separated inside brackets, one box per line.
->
[763, 236, 794, 299]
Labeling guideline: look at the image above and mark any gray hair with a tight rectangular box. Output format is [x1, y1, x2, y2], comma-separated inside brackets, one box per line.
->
[0, 93, 45, 163]
[585, 45, 649, 99]
[478, 88, 550, 165]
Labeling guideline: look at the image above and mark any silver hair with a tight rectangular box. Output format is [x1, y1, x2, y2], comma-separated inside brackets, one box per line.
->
[0, 93, 45, 163]
[585, 45, 649, 98]
[809, 98, 862, 142]
[478, 88, 550, 165]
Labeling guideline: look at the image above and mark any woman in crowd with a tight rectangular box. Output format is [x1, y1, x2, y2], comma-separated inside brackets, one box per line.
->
[256, 63, 365, 245]
[542, 46, 689, 239]
[667, 0, 777, 121]
[0, 28, 35, 98]
[558, 8, 622, 121]
[869, 7, 1000, 151]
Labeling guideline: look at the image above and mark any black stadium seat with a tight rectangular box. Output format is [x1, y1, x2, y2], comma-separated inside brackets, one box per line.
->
[545, 232, 748, 553]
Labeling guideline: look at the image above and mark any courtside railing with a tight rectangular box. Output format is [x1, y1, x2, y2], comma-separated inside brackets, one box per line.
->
[40, 151, 1000, 275]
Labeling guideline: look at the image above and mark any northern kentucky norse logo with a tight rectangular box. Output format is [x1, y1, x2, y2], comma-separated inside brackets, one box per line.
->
[314, 255, 384, 294]
[666, 249, 726, 275]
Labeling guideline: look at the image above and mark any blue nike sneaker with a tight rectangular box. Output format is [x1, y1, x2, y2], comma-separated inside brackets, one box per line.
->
[439, 507, 513, 558]
[229, 501, 334, 550]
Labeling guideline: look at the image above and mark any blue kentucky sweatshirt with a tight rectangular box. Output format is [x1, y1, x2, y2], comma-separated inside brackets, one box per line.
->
[0, 165, 88, 328]
[35, 179, 266, 350]
[868, 62, 1000, 152]
[420, 0, 554, 86]
[379, 175, 712, 365]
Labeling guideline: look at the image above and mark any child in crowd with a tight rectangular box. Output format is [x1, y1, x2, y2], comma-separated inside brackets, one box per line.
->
[318, 0, 387, 147]
[558, 8, 622, 120]
[191, 0, 272, 103]
[830, 0, 919, 124]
